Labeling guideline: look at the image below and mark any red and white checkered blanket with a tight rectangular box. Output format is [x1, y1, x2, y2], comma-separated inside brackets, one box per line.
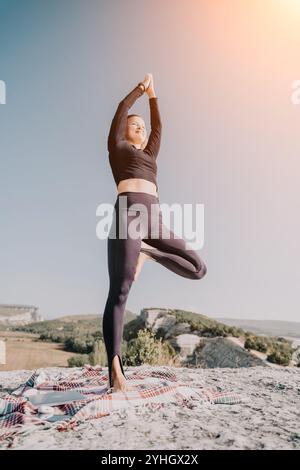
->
[0, 364, 244, 443]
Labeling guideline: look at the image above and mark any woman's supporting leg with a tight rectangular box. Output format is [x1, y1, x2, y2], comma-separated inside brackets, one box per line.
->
[102, 277, 130, 389]
[102, 212, 142, 389]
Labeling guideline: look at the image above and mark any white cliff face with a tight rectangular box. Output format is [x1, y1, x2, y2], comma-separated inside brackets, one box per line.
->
[140, 308, 177, 332]
[140, 308, 166, 328]
[169, 333, 203, 359]
[0, 304, 43, 326]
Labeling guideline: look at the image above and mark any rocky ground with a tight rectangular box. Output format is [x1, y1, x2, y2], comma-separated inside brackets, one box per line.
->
[0, 365, 299, 450]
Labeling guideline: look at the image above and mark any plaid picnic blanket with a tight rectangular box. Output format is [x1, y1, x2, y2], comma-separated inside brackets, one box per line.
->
[0, 364, 244, 444]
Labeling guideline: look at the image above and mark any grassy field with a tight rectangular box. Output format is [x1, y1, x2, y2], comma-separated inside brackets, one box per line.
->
[0, 331, 81, 371]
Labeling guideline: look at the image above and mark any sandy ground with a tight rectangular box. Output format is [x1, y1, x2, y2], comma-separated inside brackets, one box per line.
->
[0, 365, 299, 450]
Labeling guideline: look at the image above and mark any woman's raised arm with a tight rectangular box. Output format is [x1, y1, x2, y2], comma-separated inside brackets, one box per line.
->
[143, 75, 162, 159]
[107, 84, 144, 151]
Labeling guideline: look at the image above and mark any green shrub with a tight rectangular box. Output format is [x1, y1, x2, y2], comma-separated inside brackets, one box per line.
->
[123, 315, 146, 342]
[89, 340, 107, 366]
[227, 326, 242, 338]
[201, 326, 228, 338]
[245, 336, 268, 353]
[67, 354, 90, 367]
[267, 350, 291, 366]
[264, 338, 294, 365]
[244, 331, 252, 338]
[39, 333, 50, 341]
[64, 335, 94, 354]
[190, 321, 199, 332]
[124, 328, 179, 367]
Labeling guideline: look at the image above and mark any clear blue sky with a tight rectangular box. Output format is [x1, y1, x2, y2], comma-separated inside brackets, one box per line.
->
[0, 0, 299, 321]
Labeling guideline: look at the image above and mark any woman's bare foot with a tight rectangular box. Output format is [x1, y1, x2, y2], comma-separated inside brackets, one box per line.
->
[133, 241, 156, 281]
[110, 374, 135, 393]
[109, 355, 135, 393]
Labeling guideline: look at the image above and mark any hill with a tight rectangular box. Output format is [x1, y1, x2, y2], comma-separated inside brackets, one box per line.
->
[1, 308, 298, 370]
[8, 310, 135, 335]
[216, 318, 300, 339]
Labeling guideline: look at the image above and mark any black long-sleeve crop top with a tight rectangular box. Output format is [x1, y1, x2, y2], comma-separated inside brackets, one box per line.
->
[107, 84, 162, 190]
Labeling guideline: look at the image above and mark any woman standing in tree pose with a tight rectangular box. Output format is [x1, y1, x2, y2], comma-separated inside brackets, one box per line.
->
[103, 73, 207, 393]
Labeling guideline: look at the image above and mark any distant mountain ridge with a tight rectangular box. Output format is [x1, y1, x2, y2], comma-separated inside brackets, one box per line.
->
[215, 317, 300, 339]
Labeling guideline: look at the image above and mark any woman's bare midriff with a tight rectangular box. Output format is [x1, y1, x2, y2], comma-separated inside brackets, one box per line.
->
[117, 178, 158, 197]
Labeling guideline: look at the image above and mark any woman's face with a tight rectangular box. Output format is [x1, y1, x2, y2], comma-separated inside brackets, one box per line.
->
[126, 116, 147, 148]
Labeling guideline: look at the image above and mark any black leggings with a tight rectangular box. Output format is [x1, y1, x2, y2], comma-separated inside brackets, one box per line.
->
[102, 191, 207, 388]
